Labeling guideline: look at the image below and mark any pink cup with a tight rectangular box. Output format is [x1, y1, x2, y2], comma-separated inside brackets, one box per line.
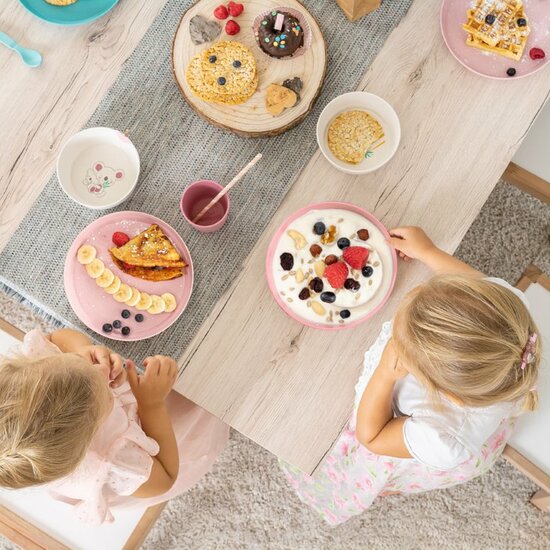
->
[180, 180, 230, 233]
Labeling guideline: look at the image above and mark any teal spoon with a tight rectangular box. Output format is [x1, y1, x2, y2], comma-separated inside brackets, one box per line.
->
[0, 31, 42, 68]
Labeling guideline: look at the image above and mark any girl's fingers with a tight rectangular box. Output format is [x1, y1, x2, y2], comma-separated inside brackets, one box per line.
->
[91, 345, 112, 368]
[109, 353, 124, 379]
[143, 356, 161, 376]
[126, 360, 139, 389]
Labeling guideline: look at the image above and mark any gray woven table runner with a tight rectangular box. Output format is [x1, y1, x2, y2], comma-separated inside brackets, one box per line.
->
[0, 0, 412, 360]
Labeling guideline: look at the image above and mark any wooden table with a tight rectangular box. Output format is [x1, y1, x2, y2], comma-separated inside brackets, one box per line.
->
[1, 0, 549, 474]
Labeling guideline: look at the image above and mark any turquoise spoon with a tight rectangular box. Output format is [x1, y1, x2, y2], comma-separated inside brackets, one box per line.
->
[0, 31, 42, 68]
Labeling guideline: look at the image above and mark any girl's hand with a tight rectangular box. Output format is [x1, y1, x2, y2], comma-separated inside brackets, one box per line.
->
[388, 226, 436, 262]
[76, 345, 127, 387]
[378, 339, 408, 382]
[126, 356, 178, 410]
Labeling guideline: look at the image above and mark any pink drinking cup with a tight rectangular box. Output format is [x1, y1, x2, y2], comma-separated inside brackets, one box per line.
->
[180, 180, 230, 233]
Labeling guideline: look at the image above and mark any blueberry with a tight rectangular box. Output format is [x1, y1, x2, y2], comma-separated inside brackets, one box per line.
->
[102, 323, 113, 333]
[121, 326, 131, 336]
[218, 77, 226, 85]
[309, 277, 324, 293]
[485, 14, 495, 25]
[313, 222, 326, 235]
[362, 266, 374, 278]
[344, 278, 360, 292]
[280, 252, 294, 271]
[135, 314, 144, 323]
[337, 238, 351, 250]
[208, 55, 217, 63]
[320, 291, 336, 303]
[517, 18, 527, 27]
[340, 309, 351, 319]
[121, 309, 131, 319]
[113, 320, 122, 329]
[233, 60, 242, 68]
[507, 67, 517, 77]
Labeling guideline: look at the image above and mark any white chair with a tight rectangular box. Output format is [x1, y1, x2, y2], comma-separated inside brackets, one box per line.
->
[0, 320, 164, 550]
[504, 266, 550, 512]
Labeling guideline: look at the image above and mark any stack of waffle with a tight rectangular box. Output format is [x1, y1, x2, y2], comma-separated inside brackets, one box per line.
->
[463, 0, 530, 61]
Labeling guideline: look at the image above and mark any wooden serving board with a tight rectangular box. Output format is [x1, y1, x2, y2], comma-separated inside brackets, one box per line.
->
[172, 0, 327, 137]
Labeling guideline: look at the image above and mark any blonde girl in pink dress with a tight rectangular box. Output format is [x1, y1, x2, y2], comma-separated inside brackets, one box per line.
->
[281, 227, 541, 526]
[0, 329, 229, 525]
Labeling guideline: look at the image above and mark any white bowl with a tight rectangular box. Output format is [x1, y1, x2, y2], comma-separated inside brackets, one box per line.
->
[316, 92, 401, 175]
[57, 127, 140, 210]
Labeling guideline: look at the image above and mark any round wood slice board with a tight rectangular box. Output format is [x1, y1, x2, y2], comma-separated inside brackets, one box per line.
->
[172, 0, 327, 137]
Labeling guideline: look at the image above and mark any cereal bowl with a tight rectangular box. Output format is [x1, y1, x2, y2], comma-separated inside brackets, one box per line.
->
[57, 127, 140, 210]
[316, 92, 401, 175]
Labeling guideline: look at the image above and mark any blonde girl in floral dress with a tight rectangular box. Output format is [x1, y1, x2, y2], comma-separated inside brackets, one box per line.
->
[281, 227, 540, 526]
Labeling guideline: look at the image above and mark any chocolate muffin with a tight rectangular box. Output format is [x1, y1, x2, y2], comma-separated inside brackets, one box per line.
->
[256, 10, 304, 58]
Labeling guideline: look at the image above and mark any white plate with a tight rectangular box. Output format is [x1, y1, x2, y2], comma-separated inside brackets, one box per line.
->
[316, 92, 401, 175]
[57, 127, 140, 210]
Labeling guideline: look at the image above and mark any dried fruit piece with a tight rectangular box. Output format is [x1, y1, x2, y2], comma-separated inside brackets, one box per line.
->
[325, 262, 348, 289]
[344, 278, 361, 292]
[287, 229, 307, 250]
[325, 254, 338, 266]
[320, 225, 337, 244]
[280, 252, 294, 271]
[309, 277, 324, 293]
[311, 301, 326, 316]
[314, 260, 326, 277]
[343, 246, 370, 270]
[298, 288, 310, 300]
[310, 244, 322, 257]
[295, 268, 305, 283]
[357, 229, 370, 241]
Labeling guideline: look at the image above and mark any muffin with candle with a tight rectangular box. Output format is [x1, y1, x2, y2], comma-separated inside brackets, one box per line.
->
[254, 9, 306, 59]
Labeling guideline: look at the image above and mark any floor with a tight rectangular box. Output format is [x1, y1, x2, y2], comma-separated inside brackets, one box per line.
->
[0, 181, 549, 549]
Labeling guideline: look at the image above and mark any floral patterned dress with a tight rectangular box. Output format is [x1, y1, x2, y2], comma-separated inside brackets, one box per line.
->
[279, 321, 516, 526]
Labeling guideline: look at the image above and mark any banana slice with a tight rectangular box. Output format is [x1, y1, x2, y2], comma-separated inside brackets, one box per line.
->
[136, 292, 153, 311]
[161, 293, 177, 313]
[113, 284, 132, 303]
[125, 287, 141, 307]
[104, 276, 121, 295]
[86, 259, 105, 279]
[95, 268, 115, 288]
[147, 295, 166, 315]
[287, 229, 307, 250]
[77, 245, 96, 265]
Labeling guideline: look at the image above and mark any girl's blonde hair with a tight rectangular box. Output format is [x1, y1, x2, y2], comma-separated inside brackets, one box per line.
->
[393, 275, 540, 411]
[0, 353, 111, 489]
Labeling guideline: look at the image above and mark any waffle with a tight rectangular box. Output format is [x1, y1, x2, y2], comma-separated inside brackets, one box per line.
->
[463, 1, 530, 60]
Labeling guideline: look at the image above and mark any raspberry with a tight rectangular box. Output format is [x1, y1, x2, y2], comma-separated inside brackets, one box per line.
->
[213, 5, 229, 19]
[324, 262, 348, 289]
[225, 20, 240, 35]
[227, 1, 244, 17]
[112, 232, 129, 247]
[529, 47, 545, 60]
[343, 246, 370, 270]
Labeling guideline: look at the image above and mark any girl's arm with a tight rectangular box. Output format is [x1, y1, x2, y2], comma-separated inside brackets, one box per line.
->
[126, 357, 179, 498]
[389, 227, 483, 276]
[355, 339, 412, 458]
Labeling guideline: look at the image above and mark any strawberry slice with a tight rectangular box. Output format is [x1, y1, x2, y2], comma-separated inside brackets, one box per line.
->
[343, 246, 370, 270]
[213, 4, 229, 19]
[112, 232, 130, 247]
[227, 1, 244, 17]
[324, 262, 348, 289]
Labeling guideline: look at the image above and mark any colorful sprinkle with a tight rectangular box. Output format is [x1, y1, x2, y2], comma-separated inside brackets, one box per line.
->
[280, 45, 285, 49]
[262, 20, 267, 25]
[281, 41, 286, 45]
[281, 34, 286, 39]
[264, 37, 270, 43]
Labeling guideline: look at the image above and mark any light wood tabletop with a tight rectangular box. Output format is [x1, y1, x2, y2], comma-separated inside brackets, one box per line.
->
[0, 0, 549, 475]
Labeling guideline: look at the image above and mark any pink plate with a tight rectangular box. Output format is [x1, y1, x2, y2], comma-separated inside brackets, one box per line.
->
[265, 202, 397, 331]
[64, 211, 194, 341]
[440, 0, 549, 80]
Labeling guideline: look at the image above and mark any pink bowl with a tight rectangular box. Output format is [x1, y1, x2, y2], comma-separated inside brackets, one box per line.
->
[180, 180, 230, 233]
[265, 202, 398, 331]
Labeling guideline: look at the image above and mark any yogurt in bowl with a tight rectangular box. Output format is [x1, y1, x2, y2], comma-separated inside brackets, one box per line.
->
[266, 202, 397, 330]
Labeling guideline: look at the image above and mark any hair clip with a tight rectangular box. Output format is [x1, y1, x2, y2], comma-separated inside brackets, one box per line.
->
[520, 333, 537, 371]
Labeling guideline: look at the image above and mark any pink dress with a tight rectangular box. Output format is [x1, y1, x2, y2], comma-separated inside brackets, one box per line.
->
[21, 330, 229, 525]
